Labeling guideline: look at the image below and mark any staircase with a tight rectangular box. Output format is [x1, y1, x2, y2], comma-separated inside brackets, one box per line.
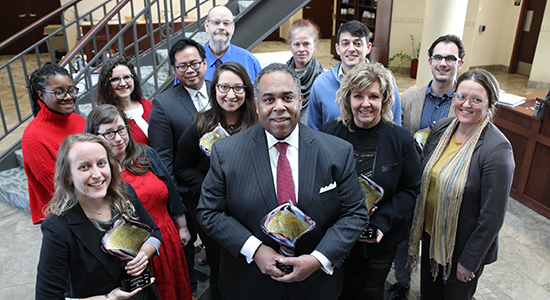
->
[0, 0, 311, 211]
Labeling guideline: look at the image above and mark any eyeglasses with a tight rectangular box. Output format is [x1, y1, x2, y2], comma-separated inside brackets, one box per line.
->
[216, 84, 246, 94]
[98, 125, 129, 140]
[454, 93, 487, 107]
[42, 87, 79, 100]
[208, 19, 233, 27]
[109, 74, 134, 85]
[430, 54, 461, 65]
[174, 60, 204, 73]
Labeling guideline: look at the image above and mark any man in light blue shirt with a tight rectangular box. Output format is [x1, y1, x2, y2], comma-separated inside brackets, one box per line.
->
[203, 5, 262, 81]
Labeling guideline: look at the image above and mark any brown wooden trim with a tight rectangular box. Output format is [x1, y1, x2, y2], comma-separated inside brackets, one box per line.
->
[510, 189, 550, 219]
[508, 0, 529, 74]
[0, 0, 82, 52]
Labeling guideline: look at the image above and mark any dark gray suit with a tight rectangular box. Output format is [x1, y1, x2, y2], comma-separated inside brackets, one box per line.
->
[197, 123, 369, 300]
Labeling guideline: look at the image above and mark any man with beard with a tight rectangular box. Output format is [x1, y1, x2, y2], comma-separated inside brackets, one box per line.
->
[203, 5, 262, 81]
[400, 34, 465, 133]
[386, 34, 465, 300]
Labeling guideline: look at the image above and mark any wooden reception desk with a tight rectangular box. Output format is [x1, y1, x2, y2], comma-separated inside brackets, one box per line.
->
[493, 93, 550, 219]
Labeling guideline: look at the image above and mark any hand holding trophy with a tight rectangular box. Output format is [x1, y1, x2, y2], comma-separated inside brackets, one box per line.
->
[102, 216, 154, 292]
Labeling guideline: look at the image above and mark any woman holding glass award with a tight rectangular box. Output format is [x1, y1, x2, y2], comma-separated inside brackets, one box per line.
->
[36, 133, 161, 300]
[321, 62, 421, 300]
[174, 61, 258, 300]
[85, 105, 193, 300]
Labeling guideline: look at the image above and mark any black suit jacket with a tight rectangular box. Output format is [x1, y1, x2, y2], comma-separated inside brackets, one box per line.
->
[35, 185, 161, 299]
[197, 124, 369, 300]
[421, 117, 514, 272]
[321, 120, 421, 255]
[148, 82, 210, 197]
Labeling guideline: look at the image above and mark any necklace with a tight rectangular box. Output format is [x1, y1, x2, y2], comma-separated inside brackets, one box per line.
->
[82, 202, 107, 215]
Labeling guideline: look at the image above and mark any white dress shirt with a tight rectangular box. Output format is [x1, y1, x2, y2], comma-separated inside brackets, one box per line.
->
[184, 83, 210, 112]
[239, 126, 334, 274]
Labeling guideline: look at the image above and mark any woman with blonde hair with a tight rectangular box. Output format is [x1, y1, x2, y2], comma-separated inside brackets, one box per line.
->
[321, 62, 421, 300]
[36, 133, 161, 300]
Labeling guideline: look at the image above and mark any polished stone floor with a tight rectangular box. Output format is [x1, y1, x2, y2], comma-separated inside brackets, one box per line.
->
[1, 39, 550, 299]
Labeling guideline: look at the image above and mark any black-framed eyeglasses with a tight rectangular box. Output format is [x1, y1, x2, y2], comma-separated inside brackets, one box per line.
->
[454, 93, 487, 107]
[97, 125, 129, 140]
[216, 84, 246, 94]
[430, 54, 460, 65]
[208, 19, 233, 27]
[109, 74, 134, 85]
[174, 60, 204, 73]
[42, 87, 79, 100]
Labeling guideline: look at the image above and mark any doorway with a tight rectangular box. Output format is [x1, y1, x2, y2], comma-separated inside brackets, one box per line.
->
[0, 0, 61, 55]
[302, 0, 333, 39]
[509, 0, 547, 76]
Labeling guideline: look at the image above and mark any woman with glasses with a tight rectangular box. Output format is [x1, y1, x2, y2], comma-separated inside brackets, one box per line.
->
[321, 63, 421, 300]
[23, 62, 86, 224]
[85, 104, 193, 300]
[285, 19, 324, 124]
[174, 62, 258, 300]
[97, 57, 152, 145]
[36, 133, 161, 300]
[408, 69, 514, 300]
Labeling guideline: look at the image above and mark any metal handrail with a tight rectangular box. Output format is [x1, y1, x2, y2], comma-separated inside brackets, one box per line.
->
[0, 0, 82, 52]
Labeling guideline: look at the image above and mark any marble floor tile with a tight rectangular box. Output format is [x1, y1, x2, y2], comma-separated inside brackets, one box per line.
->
[489, 269, 550, 300]
[498, 235, 550, 286]
[0, 282, 35, 299]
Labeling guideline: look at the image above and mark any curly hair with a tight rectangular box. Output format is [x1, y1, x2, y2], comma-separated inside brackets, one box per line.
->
[195, 62, 258, 136]
[26, 62, 72, 116]
[96, 57, 144, 107]
[336, 62, 395, 131]
[45, 133, 136, 219]
[84, 104, 151, 175]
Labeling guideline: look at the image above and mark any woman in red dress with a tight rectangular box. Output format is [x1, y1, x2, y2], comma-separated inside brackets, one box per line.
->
[85, 104, 192, 300]
[96, 58, 152, 144]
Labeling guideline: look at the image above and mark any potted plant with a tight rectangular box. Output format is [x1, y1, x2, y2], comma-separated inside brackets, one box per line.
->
[410, 35, 421, 78]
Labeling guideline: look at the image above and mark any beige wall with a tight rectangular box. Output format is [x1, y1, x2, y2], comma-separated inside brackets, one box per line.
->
[279, 10, 303, 41]
[390, 0, 549, 86]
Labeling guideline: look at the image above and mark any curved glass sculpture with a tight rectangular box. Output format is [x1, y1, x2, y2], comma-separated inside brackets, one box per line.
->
[199, 123, 230, 157]
[261, 200, 316, 257]
[101, 216, 151, 260]
[413, 128, 431, 151]
[359, 174, 385, 215]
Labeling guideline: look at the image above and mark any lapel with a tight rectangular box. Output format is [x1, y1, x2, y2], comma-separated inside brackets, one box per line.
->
[249, 125, 278, 209]
[297, 124, 318, 213]
[66, 204, 119, 282]
[413, 86, 428, 129]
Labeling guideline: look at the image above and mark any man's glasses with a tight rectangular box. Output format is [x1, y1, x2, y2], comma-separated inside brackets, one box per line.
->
[42, 87, 79, 100]
[174, 60, 204, 73]
[454, 93, 487, 107]
[216, 84, 246, 94]
[208, 19, 233, 27]
[431, 54, 461, 65]
[109, 74, 134, 85]
[98, 125, 129, 140]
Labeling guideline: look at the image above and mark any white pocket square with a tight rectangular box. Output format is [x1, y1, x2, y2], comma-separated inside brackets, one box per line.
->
[319, 181, 337, 193]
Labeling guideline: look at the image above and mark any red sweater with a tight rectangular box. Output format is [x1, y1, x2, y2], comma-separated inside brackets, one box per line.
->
[127, 99, 152, 145]
[22, 101, 85, 224]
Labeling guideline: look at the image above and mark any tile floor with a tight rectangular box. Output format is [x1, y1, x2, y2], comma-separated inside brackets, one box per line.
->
[1, 39, 550, 299]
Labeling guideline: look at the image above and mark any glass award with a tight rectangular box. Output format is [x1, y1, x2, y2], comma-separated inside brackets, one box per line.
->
[199, 123, 230, 157]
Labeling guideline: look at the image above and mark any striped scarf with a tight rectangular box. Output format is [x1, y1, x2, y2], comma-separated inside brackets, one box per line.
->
[408, 117, 489, 281]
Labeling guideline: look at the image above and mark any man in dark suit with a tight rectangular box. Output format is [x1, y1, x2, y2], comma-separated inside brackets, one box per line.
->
[148, 38, 210, 296]
[197, 63, 368, 300]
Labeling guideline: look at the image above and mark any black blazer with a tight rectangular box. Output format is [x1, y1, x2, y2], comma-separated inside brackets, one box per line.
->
[35, 184, 161, 299]
[197, 124, 369, 300]
[421, 117, 514, 272]
[321, 120, 421, 255]
[148, 82, 210, 196]
[174, 120, 211, 220]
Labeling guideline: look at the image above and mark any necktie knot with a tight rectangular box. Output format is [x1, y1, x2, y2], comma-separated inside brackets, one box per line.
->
[214, 59, 223, 67]
[276, 142, 288, 155]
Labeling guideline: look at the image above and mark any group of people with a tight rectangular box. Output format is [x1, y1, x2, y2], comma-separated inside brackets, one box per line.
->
[23, 4, 514, 300]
